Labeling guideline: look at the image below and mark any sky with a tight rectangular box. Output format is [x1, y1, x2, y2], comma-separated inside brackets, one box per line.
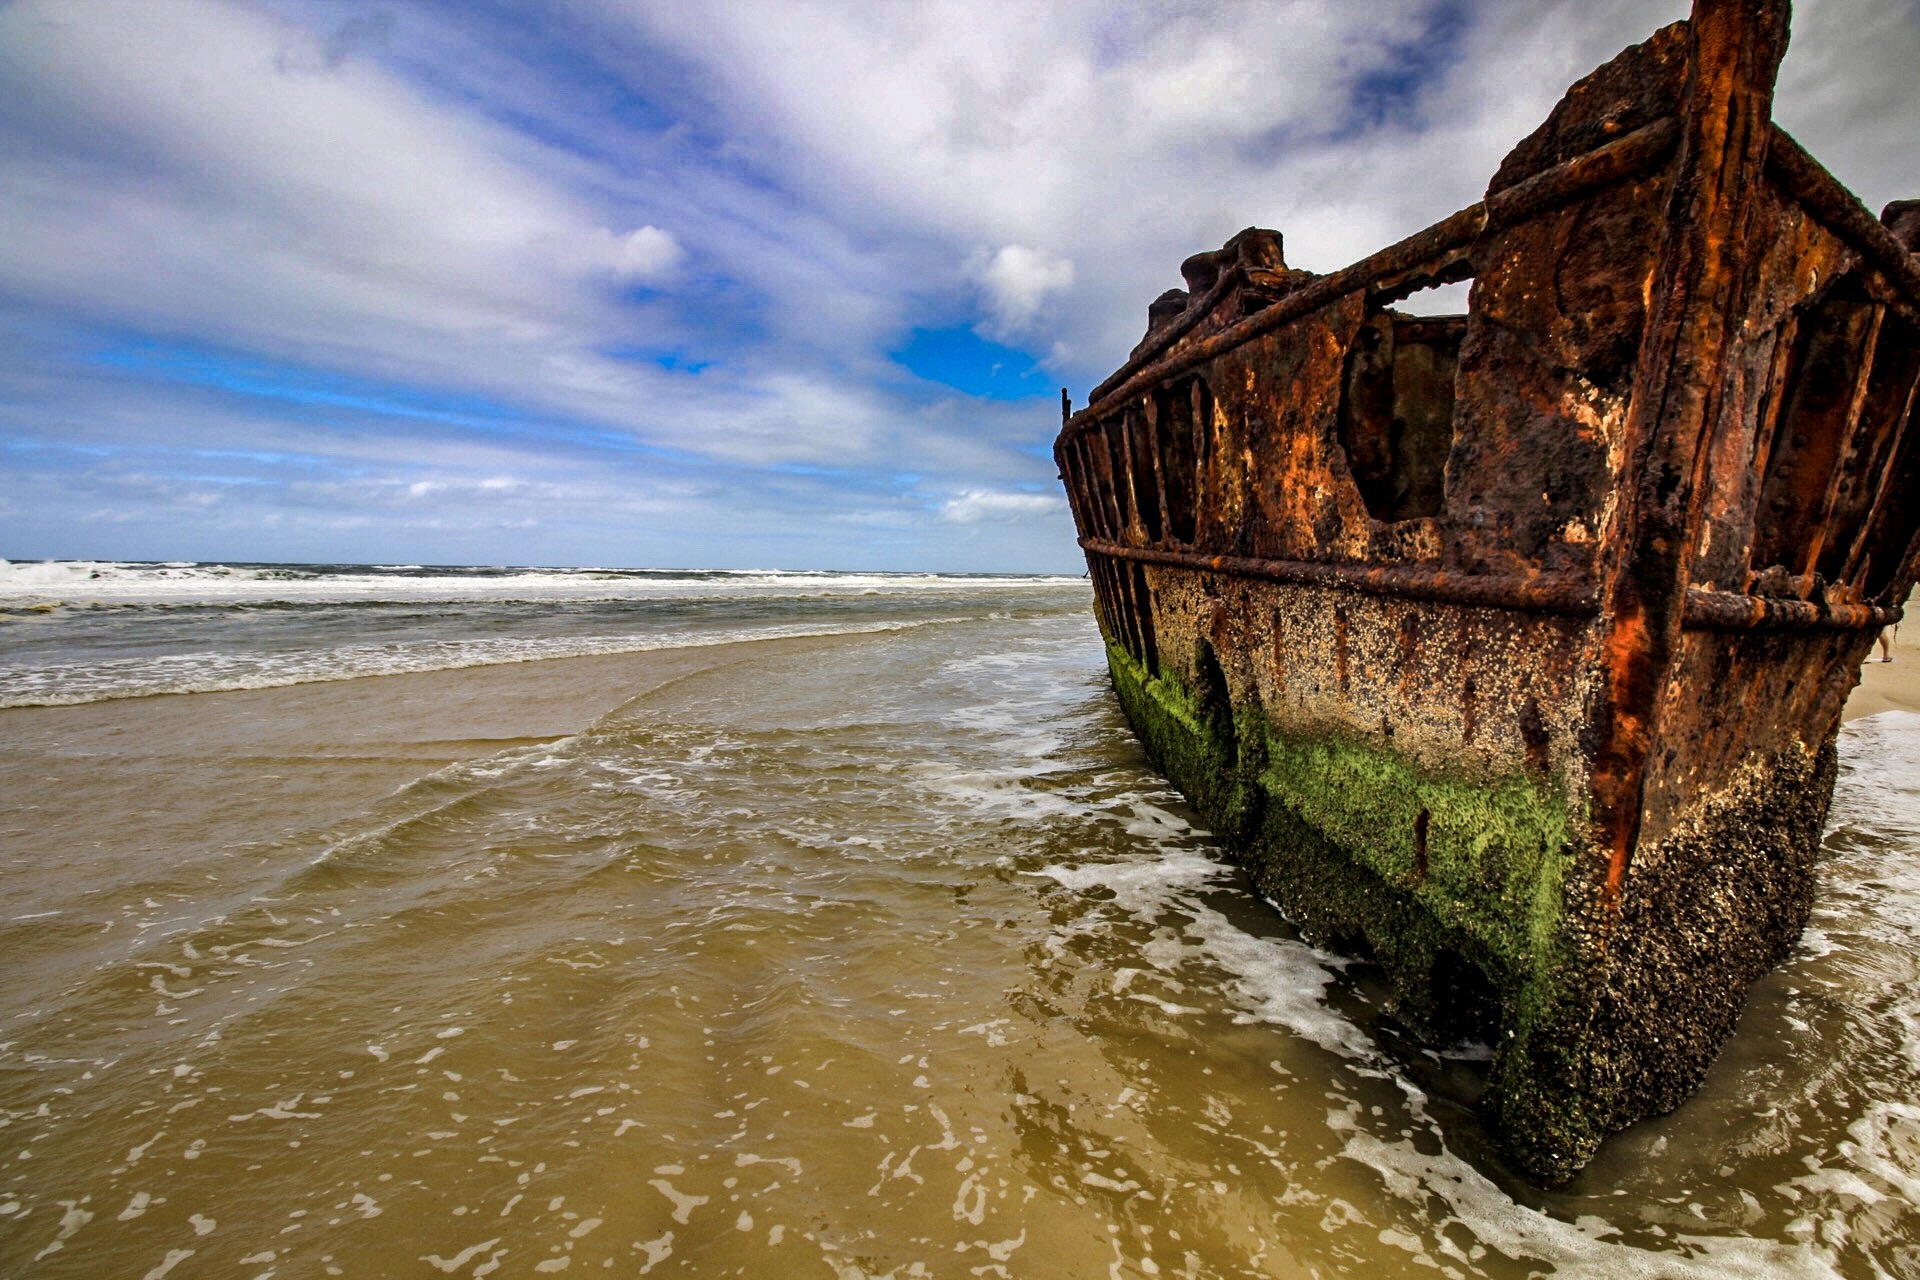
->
[1, 0, 1916, 573]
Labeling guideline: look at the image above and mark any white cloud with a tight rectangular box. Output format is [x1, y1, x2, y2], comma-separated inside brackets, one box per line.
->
[0, 0, 684, 416]
[939, 489, 1064, 524]
[602, 225, 684, 281]
[567, 0, 1722, 367]
[967, 245, 1075, 340]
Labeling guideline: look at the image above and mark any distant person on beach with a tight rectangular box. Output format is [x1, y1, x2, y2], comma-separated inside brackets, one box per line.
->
[1880, 626, 1897, 662]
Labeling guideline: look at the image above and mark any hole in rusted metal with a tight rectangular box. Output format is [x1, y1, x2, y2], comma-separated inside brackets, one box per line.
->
[1751, 277, 1876, 586]
[1192, 378, 1215, 471]
[1845, 309, 1920, 600]
[1337, 279, 1468, 524]
[1125, 406, 1164, 544]
[1102, 416, 1133, 533]
[1153, 377, 1207, 547]
[1366, 255, 1473, 311]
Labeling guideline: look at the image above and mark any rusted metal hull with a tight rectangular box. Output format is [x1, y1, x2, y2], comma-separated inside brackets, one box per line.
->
[1054, 0, 1920, 1183]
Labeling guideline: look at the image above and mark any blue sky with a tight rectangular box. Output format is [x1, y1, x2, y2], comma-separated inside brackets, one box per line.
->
[2, 0, 1916, 572]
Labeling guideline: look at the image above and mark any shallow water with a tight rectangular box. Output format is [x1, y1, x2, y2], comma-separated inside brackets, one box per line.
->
[2, 572, 1918, 1277]
[0, 560, 1077, 706]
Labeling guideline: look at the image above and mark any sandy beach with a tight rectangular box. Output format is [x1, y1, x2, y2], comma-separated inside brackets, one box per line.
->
[1842, 622, 1920, 720]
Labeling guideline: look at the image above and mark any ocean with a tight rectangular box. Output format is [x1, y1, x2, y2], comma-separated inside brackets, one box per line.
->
[2, 560, 1917, 1278]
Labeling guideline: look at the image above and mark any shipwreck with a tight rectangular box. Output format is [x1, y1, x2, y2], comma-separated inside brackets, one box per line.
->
[1054, 0, 1920, 1182]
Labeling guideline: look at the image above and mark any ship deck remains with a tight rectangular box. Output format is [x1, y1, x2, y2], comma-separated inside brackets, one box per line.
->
[1054, 0, 1920, 1183]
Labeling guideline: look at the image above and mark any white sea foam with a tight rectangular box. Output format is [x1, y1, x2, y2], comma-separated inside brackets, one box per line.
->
[0, 559, 1083, 606]
[0, 560, 1090, 707]
[1034, 846, 1370, 1059]
[1333, 1122, 1843, 1280]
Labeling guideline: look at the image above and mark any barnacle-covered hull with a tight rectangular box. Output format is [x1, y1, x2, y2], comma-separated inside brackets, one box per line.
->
[1054, 0, 1920, 1182]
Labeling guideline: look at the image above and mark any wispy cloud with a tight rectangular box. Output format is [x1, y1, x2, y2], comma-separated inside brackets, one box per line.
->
[939, 489, 1065, 525]
[968, 246, 1076, 342]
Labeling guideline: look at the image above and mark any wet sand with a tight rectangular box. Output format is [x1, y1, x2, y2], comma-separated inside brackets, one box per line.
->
[1843, 622, 1920, 720]
[0, 636, 836, 865]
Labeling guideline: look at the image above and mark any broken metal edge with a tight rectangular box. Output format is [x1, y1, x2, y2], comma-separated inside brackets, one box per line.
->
[1069, 117, 1682, 431]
